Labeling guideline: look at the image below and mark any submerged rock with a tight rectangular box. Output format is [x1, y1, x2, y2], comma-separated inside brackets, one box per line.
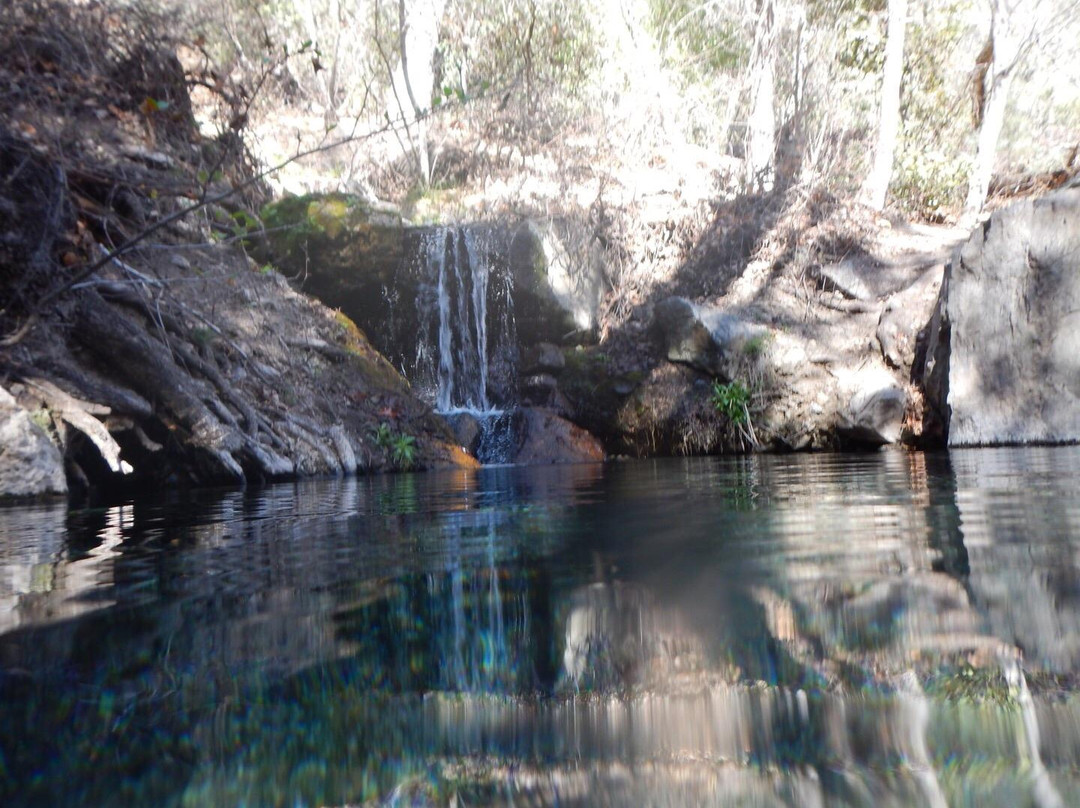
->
[922, 189, 1080, 446]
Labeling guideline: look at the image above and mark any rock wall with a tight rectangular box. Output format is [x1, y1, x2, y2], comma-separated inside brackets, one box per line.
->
[259, 199, 587, 404]
[923, 189, 1080, 446]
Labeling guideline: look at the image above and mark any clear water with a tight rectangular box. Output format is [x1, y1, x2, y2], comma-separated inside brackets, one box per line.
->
[4, 448, 1080, 807]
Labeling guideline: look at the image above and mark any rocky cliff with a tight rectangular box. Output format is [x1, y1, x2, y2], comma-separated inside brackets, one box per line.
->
[922, 188, 1080, 446]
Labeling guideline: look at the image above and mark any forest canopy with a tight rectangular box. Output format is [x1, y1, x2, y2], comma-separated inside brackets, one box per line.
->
[140, 0, 1080, 217]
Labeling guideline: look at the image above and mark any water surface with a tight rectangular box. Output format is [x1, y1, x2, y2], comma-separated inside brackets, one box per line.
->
[4, 449, 1080, 806]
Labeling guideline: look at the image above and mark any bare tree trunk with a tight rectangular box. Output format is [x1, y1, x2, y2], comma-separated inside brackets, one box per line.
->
[745, 0, 777, 193]
[391, 0, 445, 186]
[296, 0, 341, 126]
[861, 0, 908, 210]
[964, 0, 1026, 214]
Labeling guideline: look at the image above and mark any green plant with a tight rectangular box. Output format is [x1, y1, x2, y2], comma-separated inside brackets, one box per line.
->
[741, 333, 771, 359]
[371, 422, 394, 448]
[371, 422, 417, 469]
[711, 378, 760, 451]
[711, 379, 751, 425]
[190, 326, 215, 347]
[390, 433, 417, 470]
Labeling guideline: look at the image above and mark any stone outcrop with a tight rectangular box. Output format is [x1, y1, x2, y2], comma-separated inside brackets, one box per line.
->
[833, 366, 908, 446]
[877, 264, 943, 372]
[512, 407, 605, 464]
[651, 297, 769, 381]
[922, 189, 1080, 446]
[646, 296, 909, 451]
[0, 386, 67, 499]
[259, 201, 587, 392]
[508, 220, 602, 334]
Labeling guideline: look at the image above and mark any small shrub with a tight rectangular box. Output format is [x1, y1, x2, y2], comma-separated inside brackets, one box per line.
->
[371, 422, 417, 470]
[190, 326, 215, 347]
[390, 433, 417, 470]
[711, 379, 751, 425]
[371, 422, 394, 448]
[741, 333, 771, 359]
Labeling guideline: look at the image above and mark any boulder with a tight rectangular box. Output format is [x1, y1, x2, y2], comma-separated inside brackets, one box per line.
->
[0, 386, 67, 499]
[815, 258, 874, 301]
[509, 220, 601, 334]
[922, 189, 1080, 446]
[512, 407, 604, 464]
[652, 297, 769, 380]
[521, 342, 566, 375]
[443, 411, 482, 456]
[520, 373, 563, 408]
[877, 265, 943, 373]
[834, 366, 908, 447]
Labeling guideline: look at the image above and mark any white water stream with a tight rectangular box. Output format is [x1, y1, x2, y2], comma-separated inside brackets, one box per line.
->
[419, 226, 518, 462]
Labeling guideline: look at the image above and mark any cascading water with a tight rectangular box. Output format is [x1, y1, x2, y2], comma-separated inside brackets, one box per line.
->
[416, 226, 518, 463]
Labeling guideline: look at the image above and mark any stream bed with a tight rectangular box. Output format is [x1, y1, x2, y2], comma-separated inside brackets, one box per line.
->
[4, 448, 1080, 806]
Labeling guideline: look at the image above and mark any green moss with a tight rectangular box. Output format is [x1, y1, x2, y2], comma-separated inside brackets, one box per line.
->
[333, 310, 367, 356]
[306, 197, 350, 238]
[29, 408, 53, 434]
[262, 192, 387, 243]
[259, 192, 405, 284]
[328, 310, 409, 394]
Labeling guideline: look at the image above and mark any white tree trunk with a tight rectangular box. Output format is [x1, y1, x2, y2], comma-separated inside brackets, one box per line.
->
[745, 0, 777, 192]
[861, 0, 908, 210]
[964, 0, 1028, 214]
[390, 0, 445, 185]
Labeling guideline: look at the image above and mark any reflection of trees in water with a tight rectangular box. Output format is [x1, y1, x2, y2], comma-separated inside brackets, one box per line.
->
[7, 452, 1080, 806]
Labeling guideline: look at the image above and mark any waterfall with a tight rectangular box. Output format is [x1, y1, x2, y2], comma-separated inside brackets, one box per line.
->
[416, 226, 518, 463]
[426, 227, 489, 411]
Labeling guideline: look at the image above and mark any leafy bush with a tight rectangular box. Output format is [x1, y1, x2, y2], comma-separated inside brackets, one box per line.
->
[371, 422, 417, 470]
[390, 433, 417, 470]
[892, 147, 971, 220]
[711, 379, 751, 426]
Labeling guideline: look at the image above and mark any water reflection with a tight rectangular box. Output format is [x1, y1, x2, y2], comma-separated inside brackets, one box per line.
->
[3, 450, 1080, 806]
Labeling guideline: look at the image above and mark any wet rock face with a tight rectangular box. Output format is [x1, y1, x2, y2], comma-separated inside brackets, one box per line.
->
[923, 189, 1080, 446]
[259, 202, 584, 410]
[0, 386, 67, 499]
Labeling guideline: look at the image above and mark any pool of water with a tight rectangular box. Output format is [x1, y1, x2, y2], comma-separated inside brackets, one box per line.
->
[4, 448, 1080, 806]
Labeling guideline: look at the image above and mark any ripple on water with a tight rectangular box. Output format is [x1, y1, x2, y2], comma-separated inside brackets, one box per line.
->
[3, 448, 1080, 806]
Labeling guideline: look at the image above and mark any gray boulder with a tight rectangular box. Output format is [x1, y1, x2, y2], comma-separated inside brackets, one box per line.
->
[0, 386, 67, 499]
[652, 297, 768, 381]
[834, 366, 908, 447]
[521, 342, 566, 375]
[512, 407, 604, 464]
[923, 189, 1080, 446]
[877, 264, 943, 372]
